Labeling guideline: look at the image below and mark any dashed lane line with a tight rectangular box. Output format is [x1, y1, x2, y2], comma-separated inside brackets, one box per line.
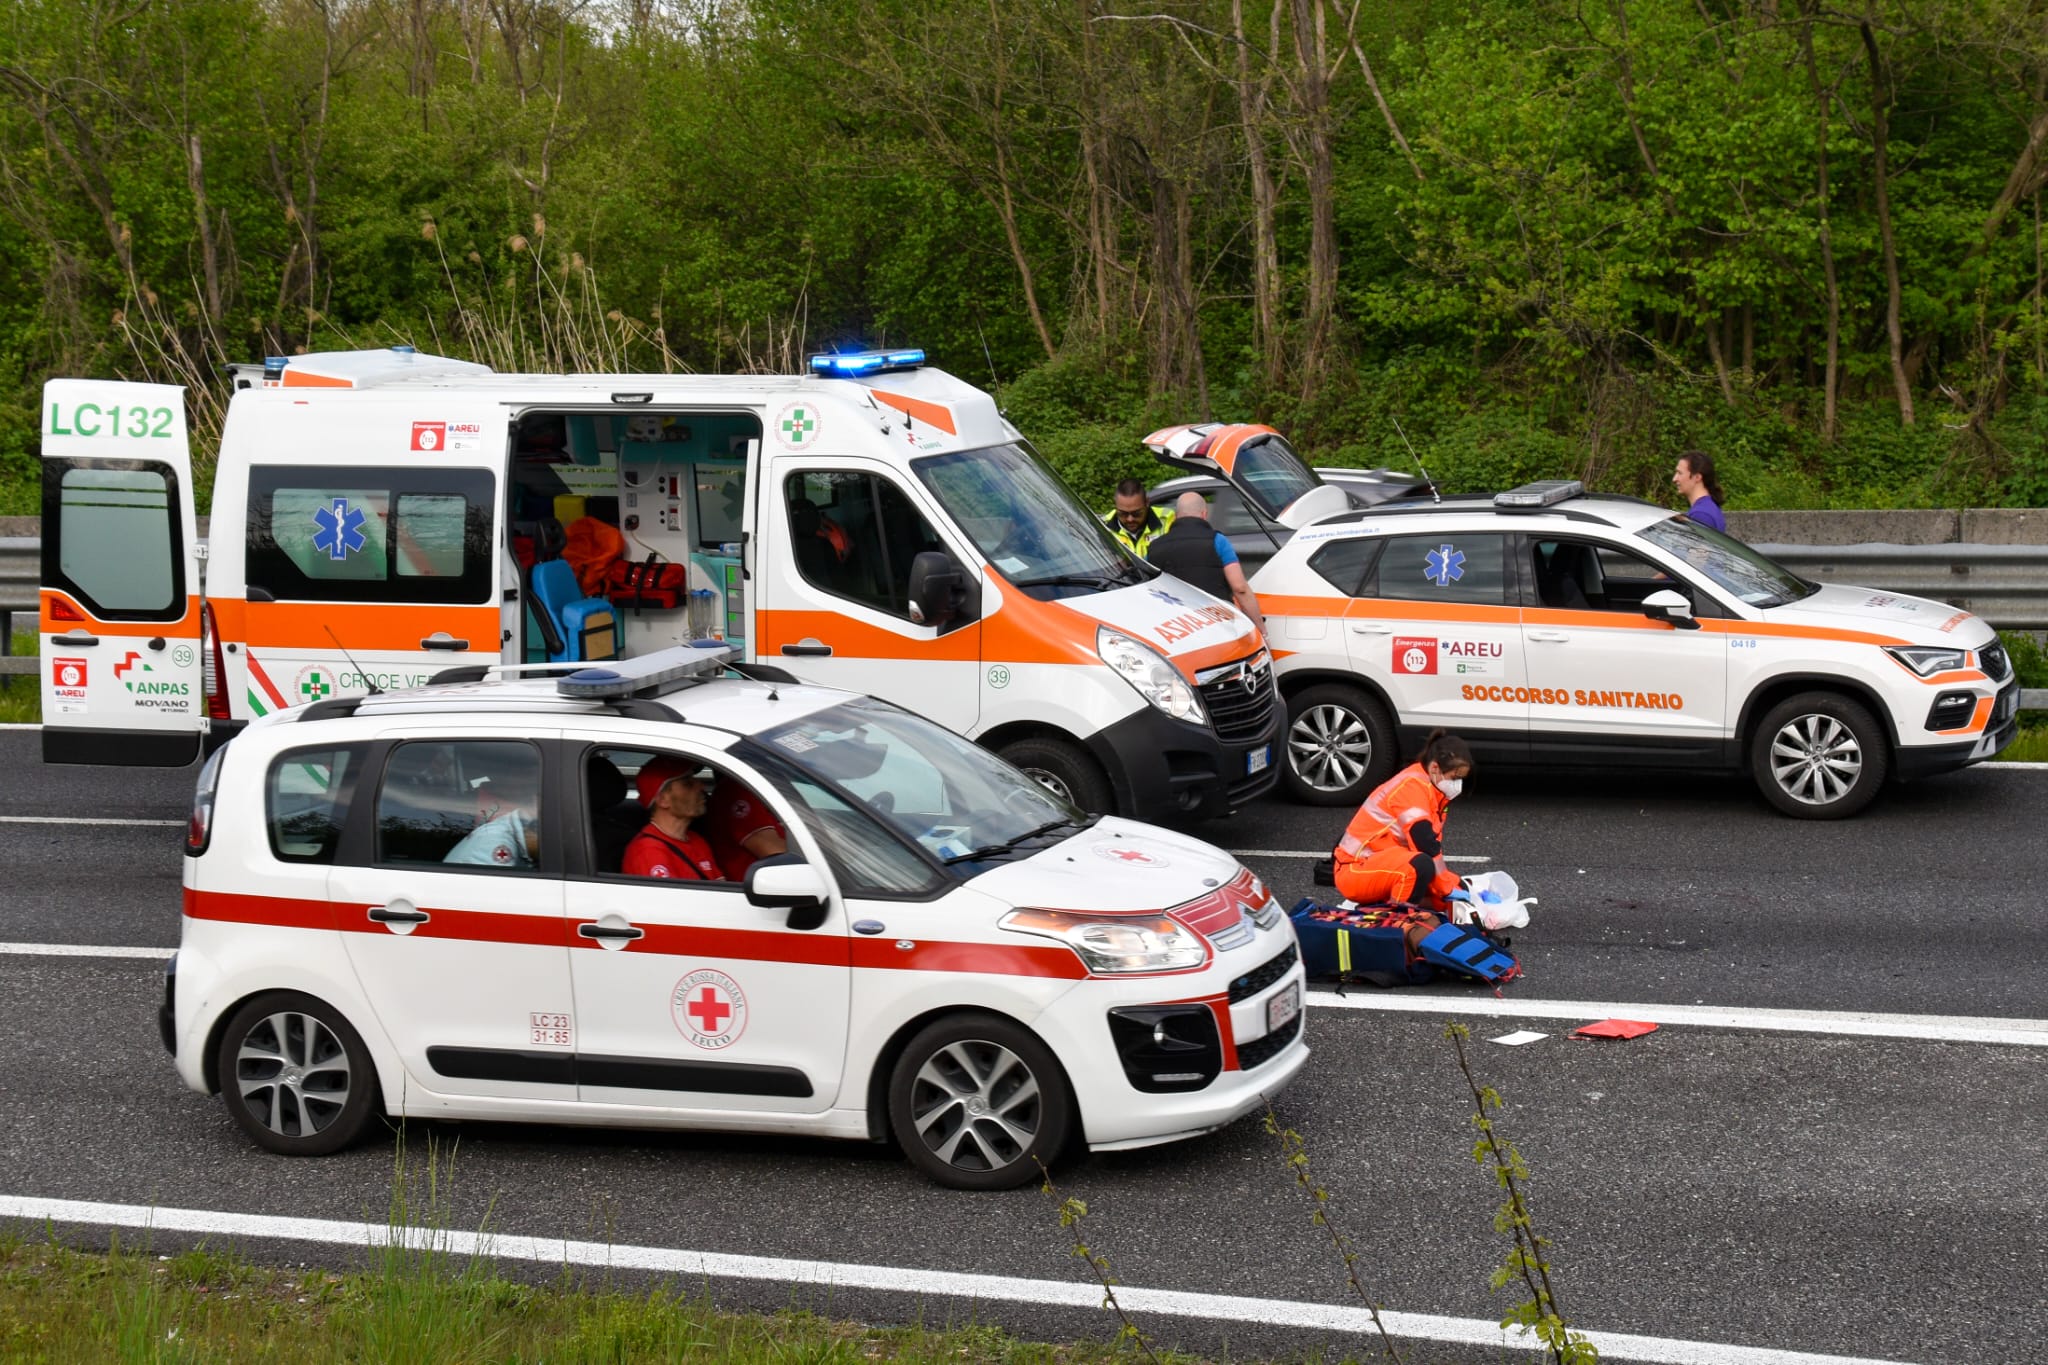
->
[0, 941, 2036, 1050]
[0, 943, 172, 960]
[1309, 992, 2048, 1047]
[0, 1194, 1917, 1365]
[0, 816, 183, 827]
[1234, 849, 1490, 863]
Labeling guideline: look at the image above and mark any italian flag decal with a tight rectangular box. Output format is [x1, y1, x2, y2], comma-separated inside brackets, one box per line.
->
[245, 653, 288, 717]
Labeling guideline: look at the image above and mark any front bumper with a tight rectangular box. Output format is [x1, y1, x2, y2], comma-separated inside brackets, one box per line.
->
[1036, 927, 1310, 1150]
[1088, 680, 1283, 822]
[1896, 681, 2021, 780]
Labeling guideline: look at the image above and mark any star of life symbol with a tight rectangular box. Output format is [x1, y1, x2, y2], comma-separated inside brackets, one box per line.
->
[1149, 588, 1187, 606]
[1424, 542, 1466, 587]
[312, 497, 368, 562]
[671, 968, 748, 1049]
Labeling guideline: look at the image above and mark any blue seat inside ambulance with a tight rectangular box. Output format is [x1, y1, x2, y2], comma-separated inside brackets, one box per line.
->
[530, 558, 618, 663]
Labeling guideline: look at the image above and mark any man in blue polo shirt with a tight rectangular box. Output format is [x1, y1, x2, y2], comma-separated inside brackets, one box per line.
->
[1146, 491, 1266, 632]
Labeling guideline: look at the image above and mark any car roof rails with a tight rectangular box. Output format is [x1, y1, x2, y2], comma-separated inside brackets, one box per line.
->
[556, 641, 737, 701]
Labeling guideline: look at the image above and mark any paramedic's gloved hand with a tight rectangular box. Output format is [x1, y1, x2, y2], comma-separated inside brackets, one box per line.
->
[1445, 888, 1473, 904]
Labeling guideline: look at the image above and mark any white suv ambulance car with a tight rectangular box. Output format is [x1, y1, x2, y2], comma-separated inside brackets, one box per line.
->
[39, 348, 1280, 820]
[164, 645, 1307, 1190]
[1140, 426, 2018, 819]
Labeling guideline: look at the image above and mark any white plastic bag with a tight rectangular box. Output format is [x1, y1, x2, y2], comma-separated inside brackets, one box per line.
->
[1458, 869, 1534, 931]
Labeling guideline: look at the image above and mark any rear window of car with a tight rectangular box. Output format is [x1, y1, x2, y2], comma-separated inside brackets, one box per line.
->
[1308, 537, 1383, 596]
[266, 744, 367, 863]
[245, 465, 494, 605]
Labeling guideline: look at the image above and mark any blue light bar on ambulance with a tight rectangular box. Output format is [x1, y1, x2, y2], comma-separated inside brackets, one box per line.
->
[807, 348, 926, 378]
[1494, 479, 1584, 510]
[557, 641, 735, 700]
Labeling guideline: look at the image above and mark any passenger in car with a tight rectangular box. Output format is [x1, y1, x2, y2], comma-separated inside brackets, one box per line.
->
[705, 779, 788, 880]
[444, 782, 541, 869]
[622, 757, 725, 880]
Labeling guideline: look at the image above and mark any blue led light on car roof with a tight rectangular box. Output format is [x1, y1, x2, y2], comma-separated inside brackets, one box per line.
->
[807, 349, 926, 378]
[556, 642, 735, 699]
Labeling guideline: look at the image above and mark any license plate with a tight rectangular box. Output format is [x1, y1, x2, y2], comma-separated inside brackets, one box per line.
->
[1266, 981, 1300, 1034]
[1246, 744, 1271, 775]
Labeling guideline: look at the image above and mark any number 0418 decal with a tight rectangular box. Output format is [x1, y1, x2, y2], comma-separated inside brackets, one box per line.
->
[45, 402, 176, 438]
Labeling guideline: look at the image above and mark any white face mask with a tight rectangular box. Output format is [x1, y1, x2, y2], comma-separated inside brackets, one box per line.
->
[1434, 776, 1464, 800]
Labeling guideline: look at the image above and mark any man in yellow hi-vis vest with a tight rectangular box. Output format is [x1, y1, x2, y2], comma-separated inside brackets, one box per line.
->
[1103, 478, 1174, 557]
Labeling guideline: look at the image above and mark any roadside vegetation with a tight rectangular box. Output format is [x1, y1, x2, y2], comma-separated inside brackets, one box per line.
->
[5, 3, 2048, 514]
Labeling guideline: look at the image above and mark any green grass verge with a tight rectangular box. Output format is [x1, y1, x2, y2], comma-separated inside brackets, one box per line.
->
[1, 628, 36, 724]
[0, 1233, 1161, 1365]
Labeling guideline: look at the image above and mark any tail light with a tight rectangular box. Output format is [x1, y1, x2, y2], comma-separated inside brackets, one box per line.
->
[187, 745, 225, 855]
[48, 597, 84, 622]
[201, 602, 231, 720]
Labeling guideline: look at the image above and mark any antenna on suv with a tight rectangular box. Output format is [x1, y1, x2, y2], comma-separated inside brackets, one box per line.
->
[1389, 415, 1441, 505]
[324, 626, 384, 696]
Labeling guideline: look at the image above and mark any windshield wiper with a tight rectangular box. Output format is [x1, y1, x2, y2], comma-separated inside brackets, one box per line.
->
[1010, 573, 1123, 591]
[942, 815, 1094, 865]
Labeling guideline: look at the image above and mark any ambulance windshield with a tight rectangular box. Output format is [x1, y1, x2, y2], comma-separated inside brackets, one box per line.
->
[1640, 516, 1816, 608]
[746, 699, 1093, 877]
[915, 444, 1145, 597]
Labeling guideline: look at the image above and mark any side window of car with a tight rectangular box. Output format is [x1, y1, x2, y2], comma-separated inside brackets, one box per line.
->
[1203, 489, 1259, 535]
[1308, 538, 1384, 596]
[1532, 539, 1687, 613]
[375, 739, 543, 870]
[245, 465, 494, 606]
[783, 472, 945, 621]
[1375, 534, 1507, 606]
[584, 746, 789, 884]
[266, 744, 367, 863]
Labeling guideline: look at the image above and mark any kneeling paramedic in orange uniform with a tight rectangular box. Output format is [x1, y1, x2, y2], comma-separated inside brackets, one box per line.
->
[1332, 730, 1474, 915]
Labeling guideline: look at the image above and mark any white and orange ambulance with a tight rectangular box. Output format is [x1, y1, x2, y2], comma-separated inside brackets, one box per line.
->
[37, 350, 1280, 819]
[1141, 423, 2019, 819]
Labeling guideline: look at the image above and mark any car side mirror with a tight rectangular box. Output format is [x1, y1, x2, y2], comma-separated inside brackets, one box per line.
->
[745, 854, 831, 930]
[906, 551, 976, 632]
[1641, 588, 1700, 630]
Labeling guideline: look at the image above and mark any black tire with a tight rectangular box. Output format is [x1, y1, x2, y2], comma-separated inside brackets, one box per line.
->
[214, 991, 378, 1156]
[1749, 691, 1890, 820]
[1281, 683, 1398, 806]
[886, 1012, 1075, 1191]
[996, 735, 1114, 814]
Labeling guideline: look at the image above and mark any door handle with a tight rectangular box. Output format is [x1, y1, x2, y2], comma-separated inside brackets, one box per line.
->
[577, 922, 645, 942]
[1528, 631, 1571, 644]
[420, 634, 470, 652]
[51, 632, 99, 647]
[367, 906, 430, 924]
[781, 640, 833, 657]
[1348, 623, 1392, 635]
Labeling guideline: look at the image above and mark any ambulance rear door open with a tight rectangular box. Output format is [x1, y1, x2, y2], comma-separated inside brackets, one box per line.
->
[216, 394, 510, 720]
[39, 379, 207, 766]
[1143, 424, 1350, 530]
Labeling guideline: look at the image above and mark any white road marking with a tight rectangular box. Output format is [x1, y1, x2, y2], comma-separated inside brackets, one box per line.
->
[1234, 849, 1490, 863]
[0, 1194, 1916, 1365]
[0, 815, 183, 828]
[0, 943, 172, 960]
[1309, 992, 2048, 1047]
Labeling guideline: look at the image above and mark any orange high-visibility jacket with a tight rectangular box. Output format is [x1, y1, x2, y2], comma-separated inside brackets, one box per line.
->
[1335, 763, 1449, 865]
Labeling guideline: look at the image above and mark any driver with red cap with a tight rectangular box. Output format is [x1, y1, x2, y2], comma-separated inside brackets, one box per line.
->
[622, 757, 725, 881]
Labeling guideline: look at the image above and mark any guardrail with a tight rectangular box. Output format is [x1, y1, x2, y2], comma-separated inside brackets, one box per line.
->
[2, 537, 2046, 695]
[1754, 543, 2048, 632]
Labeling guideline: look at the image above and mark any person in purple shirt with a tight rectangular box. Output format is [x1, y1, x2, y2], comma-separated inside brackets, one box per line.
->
[1673, 449, 1728, 533]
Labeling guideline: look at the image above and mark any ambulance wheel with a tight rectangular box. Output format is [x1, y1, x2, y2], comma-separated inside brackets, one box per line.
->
[997, 735, 1112, 813]
[1282, 683, 1396, 806]
[215, 992, 377, 1157]
[1750, 691, 1889, 820]
[888, 1013, 1075, 1191]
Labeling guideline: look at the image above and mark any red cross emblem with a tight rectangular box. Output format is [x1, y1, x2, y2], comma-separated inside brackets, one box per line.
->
[686, 985, 731, 1034]
[1092, 843, 1166, 867]
[671, 968, 747, 1049]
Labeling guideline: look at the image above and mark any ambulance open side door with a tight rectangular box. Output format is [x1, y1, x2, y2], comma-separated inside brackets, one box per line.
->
[39, 379, 207, 766]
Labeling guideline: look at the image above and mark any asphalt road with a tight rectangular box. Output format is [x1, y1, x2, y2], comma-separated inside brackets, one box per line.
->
[1, 733, 2043, 1363]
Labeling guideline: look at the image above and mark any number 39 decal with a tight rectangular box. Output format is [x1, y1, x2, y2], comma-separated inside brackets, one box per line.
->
[45, 403, 176, 439]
